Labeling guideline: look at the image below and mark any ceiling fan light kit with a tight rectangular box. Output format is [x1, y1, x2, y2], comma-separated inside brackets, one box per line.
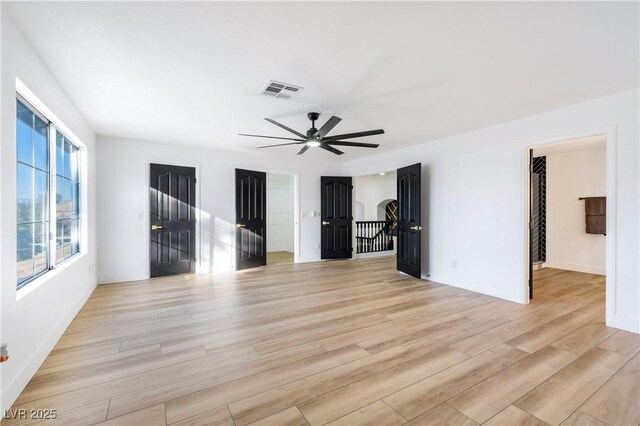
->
[239, 112, 384, 156]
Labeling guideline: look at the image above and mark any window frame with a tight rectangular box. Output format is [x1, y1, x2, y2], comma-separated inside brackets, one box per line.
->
[16, 94, 84, 290]
[54, 130, 82, 264]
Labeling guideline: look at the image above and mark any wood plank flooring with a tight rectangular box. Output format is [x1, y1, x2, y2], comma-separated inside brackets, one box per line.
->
[5, 259, 639, 426]
[267, 251, 294, 267]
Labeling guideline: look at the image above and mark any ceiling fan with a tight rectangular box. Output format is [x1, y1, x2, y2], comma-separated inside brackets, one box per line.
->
[239, 112, 384, 155]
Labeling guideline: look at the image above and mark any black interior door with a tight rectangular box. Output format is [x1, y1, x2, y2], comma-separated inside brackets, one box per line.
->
[529, 149, 534, 299]
[236, 168, 267, 270]
[321, 176, 352, 259]
[150, 163, 196, 278]
[397, 163, 422, 278]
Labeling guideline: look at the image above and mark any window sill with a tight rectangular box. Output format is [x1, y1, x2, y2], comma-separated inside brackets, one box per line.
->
[16, 252, 87, 301]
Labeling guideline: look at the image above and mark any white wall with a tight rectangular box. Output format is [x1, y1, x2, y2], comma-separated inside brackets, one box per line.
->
[355, 172, 396, 221]
[267, 173, 294, 253]
[538, 145, 606, 275]
[96, 137, 342, 283]
[1, 12, 98, 411]
[342, 89, 639, 333]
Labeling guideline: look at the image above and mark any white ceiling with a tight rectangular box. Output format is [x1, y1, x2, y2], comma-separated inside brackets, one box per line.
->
[3, 1, 638, 160]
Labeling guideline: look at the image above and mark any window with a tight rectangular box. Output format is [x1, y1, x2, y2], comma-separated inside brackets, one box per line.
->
[16, 97, 82, 289]
[56, 132, 80, 262]
[17, 100, 50, 286]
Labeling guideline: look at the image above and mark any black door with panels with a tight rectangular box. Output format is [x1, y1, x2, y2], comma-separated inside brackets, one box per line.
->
[320, 176, 352, 259]
[235, 168, 267, 270]
[397, 163, 422, 278]
[150, 163, 196, 278]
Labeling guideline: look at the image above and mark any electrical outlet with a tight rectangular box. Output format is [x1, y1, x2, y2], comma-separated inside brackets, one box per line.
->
[316, 243, 321, 250]
[452, 260, 458, 268]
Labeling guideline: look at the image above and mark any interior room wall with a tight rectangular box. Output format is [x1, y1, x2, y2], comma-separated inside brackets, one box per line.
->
[354, 172, 396, 221]
[96, 137, 342, 284]
[1, 12, 98, 411]
[342, 88, 639, 333]
[267, 173, 294, 253]
[536, 143, 606, 275]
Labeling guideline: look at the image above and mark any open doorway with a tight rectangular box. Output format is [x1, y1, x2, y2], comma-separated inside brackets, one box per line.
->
[350, 164, 422, 278]
[527, 135, 608, 307]
[266, 173, 295, 266]
[353, 171, 397, 258]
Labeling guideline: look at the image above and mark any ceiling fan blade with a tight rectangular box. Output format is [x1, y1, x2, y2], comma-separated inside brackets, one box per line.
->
[319, 144, 344, 155]
[326, 141, 380, 148]
[239, 133, 305, 142]
[265, 118, 307, 139]
[325, 129, 385, 140]
[315, 116, 342, 139]
[297, 145, 310, 155]
[258, 142, 306, 148]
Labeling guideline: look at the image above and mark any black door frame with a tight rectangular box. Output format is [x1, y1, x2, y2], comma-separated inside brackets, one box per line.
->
[148, 162, 199, 278]
[528, 149, 534, 299]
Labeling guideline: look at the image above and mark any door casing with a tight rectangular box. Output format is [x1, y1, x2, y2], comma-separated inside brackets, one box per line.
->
[523, 127, 616, 329]
[266, 170, 301, 264]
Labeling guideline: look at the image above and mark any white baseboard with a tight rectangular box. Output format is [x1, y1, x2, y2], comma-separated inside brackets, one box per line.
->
[296, 255, 322, 264]
[267, 246, 294, 253]
[543, 261, 605, 275]
[1, 281, 96, 412]
[611, 313, 640, 334]
[99, 270, 148, 284]
[356, 251, 395, 259]
[426, 274, 522, 304]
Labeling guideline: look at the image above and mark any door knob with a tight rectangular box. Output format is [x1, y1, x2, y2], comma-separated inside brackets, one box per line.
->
[410, 225, 423, 231]
[236, 224, 245, 228]
[322, 221, 330, 225]
[151, 225, 163, 230]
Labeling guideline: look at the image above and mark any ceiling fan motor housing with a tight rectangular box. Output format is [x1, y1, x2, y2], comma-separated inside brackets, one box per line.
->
[307, 112, 320, 138]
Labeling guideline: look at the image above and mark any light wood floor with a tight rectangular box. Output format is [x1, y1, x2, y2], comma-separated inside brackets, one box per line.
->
[267, 251, 294, 267]
[5, 258, 639, 426]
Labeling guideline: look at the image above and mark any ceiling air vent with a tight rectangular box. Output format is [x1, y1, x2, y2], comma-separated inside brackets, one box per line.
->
[260, 80, 303, 100]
